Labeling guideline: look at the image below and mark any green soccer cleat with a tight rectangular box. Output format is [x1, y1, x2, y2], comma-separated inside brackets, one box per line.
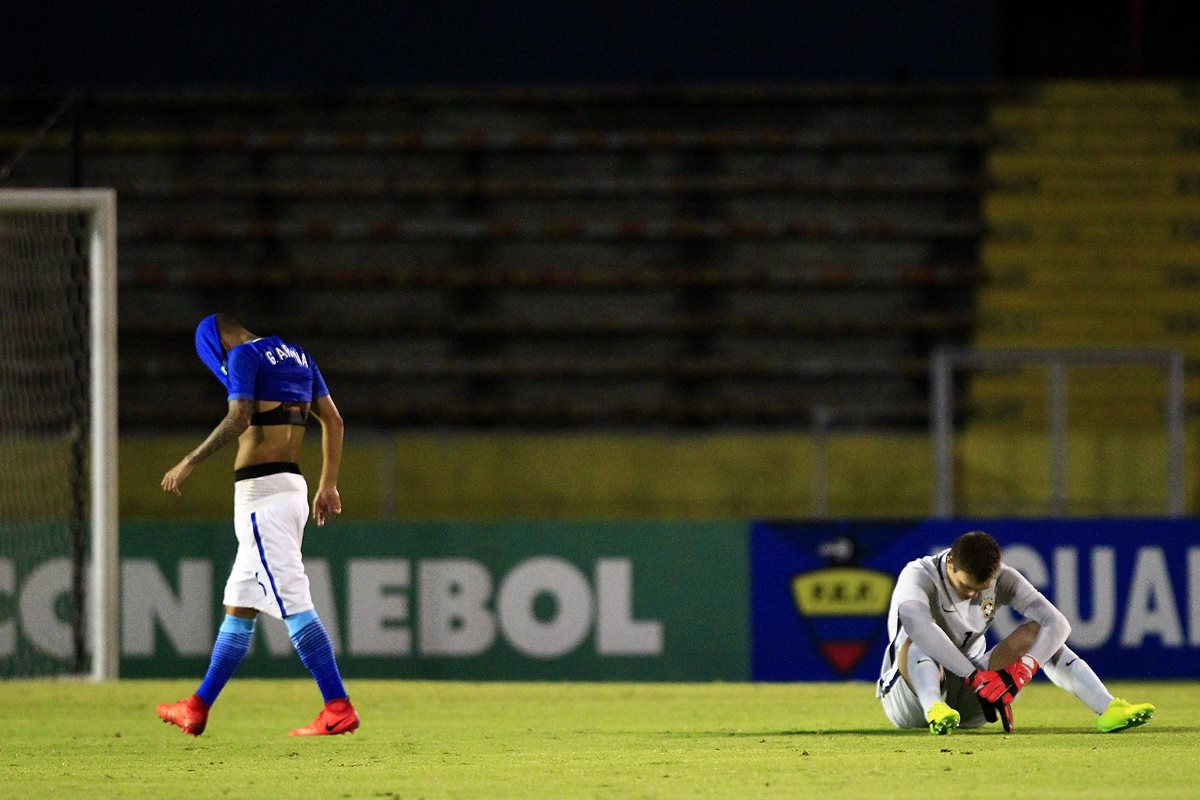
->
[926, 701, 961, 736]
[1096, 698, 1155, 733]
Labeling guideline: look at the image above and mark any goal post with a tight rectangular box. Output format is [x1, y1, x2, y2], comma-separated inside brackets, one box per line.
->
[0, 189, 118, 680]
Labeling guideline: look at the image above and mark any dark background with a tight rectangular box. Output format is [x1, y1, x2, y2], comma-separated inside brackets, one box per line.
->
[7, 1, 1195, 87]
[7, 1, 999, 86]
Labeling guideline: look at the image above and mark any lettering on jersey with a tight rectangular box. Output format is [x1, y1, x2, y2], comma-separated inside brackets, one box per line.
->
[790, 566, 894, 675]
[263, 344, 309, 368]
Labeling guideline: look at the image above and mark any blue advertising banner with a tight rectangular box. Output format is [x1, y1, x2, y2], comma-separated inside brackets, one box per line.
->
[751, 519, 1200, 681]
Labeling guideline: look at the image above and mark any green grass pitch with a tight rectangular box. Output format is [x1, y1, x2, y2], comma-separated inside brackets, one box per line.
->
[3, 680, 1196, 799]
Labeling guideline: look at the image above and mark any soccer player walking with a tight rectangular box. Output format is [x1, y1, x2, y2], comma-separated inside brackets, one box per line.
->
[877, 530, 1154, 735]
[156, 313, 359, 737]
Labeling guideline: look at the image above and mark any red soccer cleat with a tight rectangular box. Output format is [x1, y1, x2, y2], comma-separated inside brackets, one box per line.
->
[157, 694, 209, 736]
[288, 697, 360, 737]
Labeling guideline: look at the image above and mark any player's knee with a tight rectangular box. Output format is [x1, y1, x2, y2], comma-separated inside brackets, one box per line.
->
[898, 640, 942, 691]
[987, 621, 1040, 668]
[1003, 618, 1041, 657]
[1013, 620, 1040, 649]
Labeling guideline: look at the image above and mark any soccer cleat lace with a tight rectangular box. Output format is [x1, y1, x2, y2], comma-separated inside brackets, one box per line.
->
[926, 701, 960, 736]
[1096, 698, 1155, 733]
[157, 694, 209, 736]
[289, 697, 360, 736]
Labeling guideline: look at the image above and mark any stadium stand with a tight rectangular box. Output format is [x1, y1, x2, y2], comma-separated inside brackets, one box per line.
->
[0, 87, 988, 429]
[976, 82, 1200, 426]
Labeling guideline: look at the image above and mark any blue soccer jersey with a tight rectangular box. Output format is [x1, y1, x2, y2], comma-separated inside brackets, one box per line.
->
[225, 336, 329, 403]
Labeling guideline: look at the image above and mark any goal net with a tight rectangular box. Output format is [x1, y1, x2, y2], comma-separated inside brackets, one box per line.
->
[0, 189, 118, 679]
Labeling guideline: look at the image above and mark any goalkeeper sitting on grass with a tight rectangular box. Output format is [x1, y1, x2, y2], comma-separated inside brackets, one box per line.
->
[877, 530, 1154, 735]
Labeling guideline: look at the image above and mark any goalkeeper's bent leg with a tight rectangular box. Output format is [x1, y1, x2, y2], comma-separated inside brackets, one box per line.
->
[905, 645, 947, 714]
[1042, 645, 1111, 714]
[988, 621, 1039, 669]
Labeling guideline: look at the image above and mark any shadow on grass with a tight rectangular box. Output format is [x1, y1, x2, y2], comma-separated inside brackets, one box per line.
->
[661, 726, 1192, 737]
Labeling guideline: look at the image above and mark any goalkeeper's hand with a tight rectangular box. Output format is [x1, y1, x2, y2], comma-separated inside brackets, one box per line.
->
[997, 701, 1014, 733]
[966, 668, 1009, 704]
[971, 656, 1039, 705]
[978, 695, 1015, 732]
[995, 655, 1038, 701]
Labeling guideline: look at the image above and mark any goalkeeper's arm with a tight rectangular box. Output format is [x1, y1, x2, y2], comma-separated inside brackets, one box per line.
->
[1000, 566, 1072, 664]
[897, 600, 978, 678]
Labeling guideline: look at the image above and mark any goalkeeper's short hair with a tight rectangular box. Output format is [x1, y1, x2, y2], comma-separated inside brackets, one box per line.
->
[951, 531, 1001, 583]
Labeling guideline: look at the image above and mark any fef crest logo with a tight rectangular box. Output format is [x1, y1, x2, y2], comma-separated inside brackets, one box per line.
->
[791, 567, 895, 675]
[751, 522, 917, 681]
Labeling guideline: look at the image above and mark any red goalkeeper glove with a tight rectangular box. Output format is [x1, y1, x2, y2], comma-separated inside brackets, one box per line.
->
[974, 655, 1038, 705]
[966, 668, 1008, 704]
[996, 655, 1038, 699]
[981, 699, 1015, 733]
[997, 702, 1014, 733]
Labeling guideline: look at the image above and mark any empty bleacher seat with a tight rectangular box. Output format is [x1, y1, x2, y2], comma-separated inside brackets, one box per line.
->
[0, 85, 989, 429]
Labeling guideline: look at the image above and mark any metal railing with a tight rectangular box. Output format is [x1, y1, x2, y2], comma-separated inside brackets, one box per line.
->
[930, 347, 1186, 518]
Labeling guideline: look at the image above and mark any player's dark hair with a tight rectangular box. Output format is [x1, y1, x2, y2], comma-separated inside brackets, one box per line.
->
[950, 530, 1001, 583]
[214, 313, 240, 336]
[214, 313, 255, 345]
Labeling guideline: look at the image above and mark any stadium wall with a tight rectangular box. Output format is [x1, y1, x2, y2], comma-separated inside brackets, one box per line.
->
[115, 429, 1198, 522]
[2, 519, 1196, 680]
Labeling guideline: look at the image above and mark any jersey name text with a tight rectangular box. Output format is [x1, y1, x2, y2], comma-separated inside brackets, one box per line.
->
[264, 344, 308, 367]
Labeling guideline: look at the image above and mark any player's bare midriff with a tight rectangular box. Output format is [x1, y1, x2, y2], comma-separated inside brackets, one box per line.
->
[234, 400, 309, 469]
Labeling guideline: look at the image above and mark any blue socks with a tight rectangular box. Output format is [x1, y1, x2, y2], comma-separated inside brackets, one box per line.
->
[194, 610, 346, 707]
[286, 609, 348, 703]
[195, 614, 255, 707]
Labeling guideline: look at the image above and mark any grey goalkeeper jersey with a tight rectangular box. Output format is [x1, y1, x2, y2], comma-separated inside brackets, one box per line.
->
[876, 549, 1067, 699]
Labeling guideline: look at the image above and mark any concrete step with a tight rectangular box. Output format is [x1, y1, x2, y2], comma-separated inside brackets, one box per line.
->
[990, 152, 1200, 175]
[991, 105, 1200, 129]
[982, 241, 1200, 263]
[1021, 81, 1189, 106]
[987, 219, 1199, 244]
[986, 195, 1200, 220]
[978, 287, 1200, 311]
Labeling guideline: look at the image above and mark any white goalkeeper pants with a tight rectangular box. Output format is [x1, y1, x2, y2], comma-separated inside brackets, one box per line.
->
[879, 642, 992, 729]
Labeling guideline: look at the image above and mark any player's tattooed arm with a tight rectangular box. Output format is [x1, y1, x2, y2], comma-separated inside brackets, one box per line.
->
[186, 400, 254, 464]
[161, 400, 253, 495]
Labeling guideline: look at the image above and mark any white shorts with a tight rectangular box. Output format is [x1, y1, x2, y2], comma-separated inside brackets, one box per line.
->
[223, 470, 313, 620]
[879, 643, 992, 729]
